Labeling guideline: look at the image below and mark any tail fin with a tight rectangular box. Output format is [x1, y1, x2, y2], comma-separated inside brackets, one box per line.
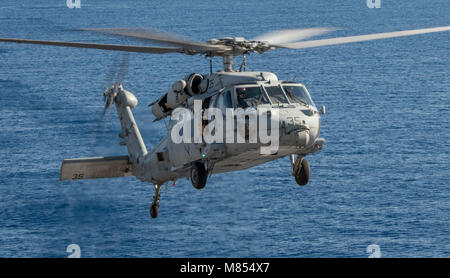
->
[60, 156, 132, 181]
[59, 85, 147, 182]
[114, 85, 148, 164]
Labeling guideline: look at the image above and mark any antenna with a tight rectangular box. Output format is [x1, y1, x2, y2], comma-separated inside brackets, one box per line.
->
[239, 55, 247, 72]
[209, 57, 213, 74]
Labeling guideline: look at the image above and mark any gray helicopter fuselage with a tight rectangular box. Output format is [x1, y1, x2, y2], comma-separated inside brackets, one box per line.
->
[139, 71, 324, 184]
[41, 25, 449, 217]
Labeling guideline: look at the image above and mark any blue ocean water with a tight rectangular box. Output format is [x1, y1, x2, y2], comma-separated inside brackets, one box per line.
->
[0, 0, 449, 257]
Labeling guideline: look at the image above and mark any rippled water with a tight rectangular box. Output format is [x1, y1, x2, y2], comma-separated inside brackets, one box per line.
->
[0, 0, 449, 257]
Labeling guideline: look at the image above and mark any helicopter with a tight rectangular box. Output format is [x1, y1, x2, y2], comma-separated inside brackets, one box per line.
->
[1, 25, 449, 218]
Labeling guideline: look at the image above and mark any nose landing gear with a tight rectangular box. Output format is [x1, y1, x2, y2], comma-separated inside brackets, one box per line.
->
[291, 155, 310, 186]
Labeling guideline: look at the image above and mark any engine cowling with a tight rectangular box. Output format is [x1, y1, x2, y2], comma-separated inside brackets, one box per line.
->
[150, 73, 207, 119]
[184, 73, 204, 96]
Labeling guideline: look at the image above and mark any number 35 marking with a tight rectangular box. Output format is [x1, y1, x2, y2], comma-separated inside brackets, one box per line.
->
[72, 173, 84, 180]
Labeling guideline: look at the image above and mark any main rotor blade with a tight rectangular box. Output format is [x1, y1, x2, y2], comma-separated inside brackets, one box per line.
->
[274, 26, 450, 49]
[0, 38, 183, 54]
[80, 28, 230, 53]
[252, 27, 338, 44]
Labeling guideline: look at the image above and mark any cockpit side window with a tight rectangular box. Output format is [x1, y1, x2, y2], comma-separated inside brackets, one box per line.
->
[264, 86, 289, 105]
[282, 85, 315, 107]
[235, 86, 269, 108]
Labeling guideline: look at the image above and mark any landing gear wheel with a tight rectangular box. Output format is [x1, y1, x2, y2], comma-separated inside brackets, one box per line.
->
[294, 158, 310, 186]
[191, 162, 207, 190]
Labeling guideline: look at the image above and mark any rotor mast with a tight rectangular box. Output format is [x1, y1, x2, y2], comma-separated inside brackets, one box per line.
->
[223, 55, 233, 72]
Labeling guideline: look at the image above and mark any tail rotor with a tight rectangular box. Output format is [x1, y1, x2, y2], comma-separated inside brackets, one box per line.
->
[93, 53, 131, 153]
[102, 53, 130, 116]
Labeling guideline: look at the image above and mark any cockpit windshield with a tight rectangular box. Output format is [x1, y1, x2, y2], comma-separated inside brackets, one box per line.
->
[236, 86, 269, 108]
[264, 86, 289, 105]
[282, 85, 315, 107]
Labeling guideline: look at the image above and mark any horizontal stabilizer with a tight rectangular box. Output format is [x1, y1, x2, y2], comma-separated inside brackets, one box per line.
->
[60, 156, 133, 181]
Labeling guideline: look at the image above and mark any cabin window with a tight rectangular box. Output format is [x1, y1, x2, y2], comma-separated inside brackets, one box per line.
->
[156, 152, 165, 162]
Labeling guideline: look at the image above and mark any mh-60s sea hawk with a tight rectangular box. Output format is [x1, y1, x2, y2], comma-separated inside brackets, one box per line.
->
[1, 26, 449, 218]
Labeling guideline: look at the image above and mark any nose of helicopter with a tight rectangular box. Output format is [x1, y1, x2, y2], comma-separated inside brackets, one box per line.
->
[278, 108, 320, 148]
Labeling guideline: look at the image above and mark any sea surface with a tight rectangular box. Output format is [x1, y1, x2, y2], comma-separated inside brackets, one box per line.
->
[0, 0, 449, 257]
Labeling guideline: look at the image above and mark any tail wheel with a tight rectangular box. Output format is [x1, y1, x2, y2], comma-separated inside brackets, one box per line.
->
[191, 162, 207, 190]
[294, 158, 310, 186]
[150, 184, 161, 218]
[150, 203, 159, 218]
